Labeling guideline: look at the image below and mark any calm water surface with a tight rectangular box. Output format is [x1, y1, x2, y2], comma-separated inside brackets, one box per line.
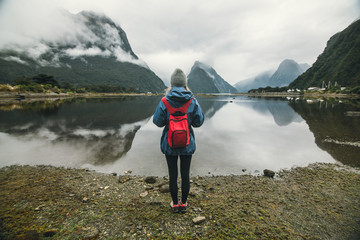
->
[0, 96, 359, 176]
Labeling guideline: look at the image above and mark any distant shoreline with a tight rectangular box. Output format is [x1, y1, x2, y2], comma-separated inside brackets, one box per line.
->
[1, 91, 359, 102]
[0, 92, 156, 104]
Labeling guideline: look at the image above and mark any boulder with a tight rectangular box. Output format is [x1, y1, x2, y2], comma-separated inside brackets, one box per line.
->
[145, 176, 157, 184]
[159, 185, 170, 193]
[43, 229, 58, 237]
[263, 169, 275, 178]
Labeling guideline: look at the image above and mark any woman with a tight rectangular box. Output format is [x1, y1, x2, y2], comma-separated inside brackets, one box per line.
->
[153, 68, 204, 213]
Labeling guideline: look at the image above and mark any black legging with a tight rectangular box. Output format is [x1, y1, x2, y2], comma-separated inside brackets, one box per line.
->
[165, 155, 192, 204]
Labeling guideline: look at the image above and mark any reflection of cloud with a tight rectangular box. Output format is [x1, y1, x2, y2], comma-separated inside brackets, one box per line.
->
[36, 128, 58, 141]
[73, 128, 116, 138]
[0, 96, 162, 170]
[13, 123, 34, 131]
[0, 118, 150, 168]
[0, 96, 338, 176]
[197, 96, 228, 120]
[192, 102, 334, 175]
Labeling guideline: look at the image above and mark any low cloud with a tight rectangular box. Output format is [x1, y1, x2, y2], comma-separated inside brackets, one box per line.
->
[1, 56, 29, 65]
[65, 46, 111, 58]
[0, 0, 359, 83]
[0, 0, 146, 68]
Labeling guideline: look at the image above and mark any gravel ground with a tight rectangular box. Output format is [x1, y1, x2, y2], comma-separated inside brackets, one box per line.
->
[0, 163, 359, 239]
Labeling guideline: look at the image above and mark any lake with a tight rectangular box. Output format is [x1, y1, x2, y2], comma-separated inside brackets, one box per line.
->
[0, 95, 359, 176]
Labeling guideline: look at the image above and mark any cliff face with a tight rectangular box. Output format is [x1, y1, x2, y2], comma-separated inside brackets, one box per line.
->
[188, 61, 237, 93]
[289, 19, 360, 89]
[268, 59, 309, 87]
[0, 11, 166, 93]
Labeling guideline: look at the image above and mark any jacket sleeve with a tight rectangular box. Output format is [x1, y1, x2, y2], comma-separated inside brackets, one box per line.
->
[190, 98, 204, 128]
[153, 101, 168, 127]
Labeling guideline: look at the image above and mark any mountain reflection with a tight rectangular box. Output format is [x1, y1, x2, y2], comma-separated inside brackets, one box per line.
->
[241, 97, 303, 126]
[196, 96, 228, 119]
[289, 98, 360, 167]
[2, 95, 357, 174]
[0, 96, 161, 165]
[0, 96, 228, 167]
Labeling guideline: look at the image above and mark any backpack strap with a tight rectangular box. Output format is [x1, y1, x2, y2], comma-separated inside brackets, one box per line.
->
[161, 97, 193, 115]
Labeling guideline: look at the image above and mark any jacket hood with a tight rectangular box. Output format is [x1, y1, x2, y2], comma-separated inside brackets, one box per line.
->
[166, 87, 193, 103]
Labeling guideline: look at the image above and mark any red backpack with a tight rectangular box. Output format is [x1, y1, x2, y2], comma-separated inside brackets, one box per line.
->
[161, 97, 193, 148]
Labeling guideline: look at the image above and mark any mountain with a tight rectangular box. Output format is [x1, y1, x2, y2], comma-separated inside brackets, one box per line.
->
[234, 70, 274, 93]
[0, 11, 166, 93]
[289, 19, 360, 89]
[234, 59, 309, 92]
[268, 59, 310, 87]
[187, 61, 237, 93]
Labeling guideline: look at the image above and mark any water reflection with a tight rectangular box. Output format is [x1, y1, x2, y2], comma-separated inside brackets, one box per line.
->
[1, 96, 358, 176]
[240, 97, 303, 126]
[189, 97, 335, 176]
[0, 97, 161, 166]
[289, 98, 360, 167]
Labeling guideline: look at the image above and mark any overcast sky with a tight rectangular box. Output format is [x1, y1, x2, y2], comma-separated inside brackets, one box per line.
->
[0, 0, 359, 85]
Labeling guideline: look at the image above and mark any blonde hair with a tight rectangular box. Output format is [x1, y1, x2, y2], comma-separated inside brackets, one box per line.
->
[165, 86, 191, 95]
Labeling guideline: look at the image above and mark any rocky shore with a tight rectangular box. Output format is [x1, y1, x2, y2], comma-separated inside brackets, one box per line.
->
[0, 163, 359, 239]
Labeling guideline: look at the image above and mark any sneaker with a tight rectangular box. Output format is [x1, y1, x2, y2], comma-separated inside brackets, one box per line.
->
[170, 201, 179, 213]
[179, 201, 187, 213]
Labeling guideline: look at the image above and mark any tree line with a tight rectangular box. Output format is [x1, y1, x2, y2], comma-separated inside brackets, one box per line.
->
[2, 74, 139, 94]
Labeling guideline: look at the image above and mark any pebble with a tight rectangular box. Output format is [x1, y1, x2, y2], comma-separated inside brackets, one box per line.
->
[43, 229, 58, 237]
[140, 191, 148, 198]
[118, 176, 131, 183]
[145, 176, 157, 184]
[159, 185, 170, 193]
[192, 216, 206, 224]
[124, 170, 132, 174]
[263, 169, 275, 178]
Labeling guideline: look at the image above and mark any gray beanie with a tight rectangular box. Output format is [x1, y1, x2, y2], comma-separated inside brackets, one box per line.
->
[170, 68, 187, 87]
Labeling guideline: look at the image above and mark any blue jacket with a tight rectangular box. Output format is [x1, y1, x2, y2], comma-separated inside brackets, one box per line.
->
[153, 87, 204, 156]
